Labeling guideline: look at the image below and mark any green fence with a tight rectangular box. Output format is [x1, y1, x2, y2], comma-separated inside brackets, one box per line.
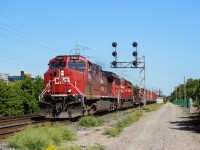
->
[173, 99, 190, 108]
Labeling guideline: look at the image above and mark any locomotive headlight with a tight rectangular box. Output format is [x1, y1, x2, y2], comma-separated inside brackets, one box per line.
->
[68, 89, 72, 93]
[60, 70, 64, 76]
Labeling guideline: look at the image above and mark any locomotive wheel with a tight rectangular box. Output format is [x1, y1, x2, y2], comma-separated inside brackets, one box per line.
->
[67, 106, 72, 118]
[110, 101, 118, 111]
[87, 105, 94, 115]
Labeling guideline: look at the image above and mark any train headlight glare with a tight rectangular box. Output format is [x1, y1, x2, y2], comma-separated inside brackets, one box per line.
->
[68, 89, 72, 93]
[60, 70, 64, 76]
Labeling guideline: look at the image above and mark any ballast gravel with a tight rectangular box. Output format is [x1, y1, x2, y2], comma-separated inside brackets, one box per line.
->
[70, 103, 200, 150]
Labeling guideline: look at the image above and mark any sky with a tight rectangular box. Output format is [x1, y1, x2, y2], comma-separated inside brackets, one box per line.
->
[0, 0, 200, 96]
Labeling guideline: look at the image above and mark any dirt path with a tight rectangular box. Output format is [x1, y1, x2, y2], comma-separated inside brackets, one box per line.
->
[71, 103, 200, 150]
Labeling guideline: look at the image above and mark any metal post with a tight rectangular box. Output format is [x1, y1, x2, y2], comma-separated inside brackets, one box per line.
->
[143, 56, 146, 106]
[184, 77, 186, 100]
[189, 98, 193, 113]
[179, 83, 181, 99]
[110, 42, 147, 106]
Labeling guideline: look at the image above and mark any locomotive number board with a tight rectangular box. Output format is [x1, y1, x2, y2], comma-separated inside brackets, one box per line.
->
[56, 56, 64, 61]
[70, 56, 79, 60]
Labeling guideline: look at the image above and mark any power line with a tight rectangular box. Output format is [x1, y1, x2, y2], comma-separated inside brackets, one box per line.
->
[0, 14, 67, 51]
[0, 31, 59, 56]
[0, 48, 48, 61]
[0, 53, 46, 66]
[0, 60, 46, 71]
[0, 24, 60, 53]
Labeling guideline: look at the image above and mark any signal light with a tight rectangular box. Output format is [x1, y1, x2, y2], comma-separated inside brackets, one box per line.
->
[132, 60, 137, 67]
[132, 51, 138, 57]
[112, 61, 117, 67]
[132, 42, 138, 47]
[112, 42, 117, 48]
[112, 51, 117, 57]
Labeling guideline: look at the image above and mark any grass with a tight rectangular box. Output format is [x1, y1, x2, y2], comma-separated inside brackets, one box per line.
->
[58, 144, 105, 150]
[142, 103, 164, 112]
[7, 123, 76, 150]
[104, 103, 165, 137]
[78, 116, 104, 127]
[104, 109, 143, 137]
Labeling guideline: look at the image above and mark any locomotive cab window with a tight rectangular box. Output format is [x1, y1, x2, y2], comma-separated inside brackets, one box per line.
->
[50, 62, 66, 69]
[96, 66, 99, 75]
[68, 61, 86, 71]
[115, 78, 121, 85]
[88, 62, 93, 72]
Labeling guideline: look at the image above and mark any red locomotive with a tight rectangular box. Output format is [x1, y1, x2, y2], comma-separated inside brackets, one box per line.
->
[39, 55, 157, 118]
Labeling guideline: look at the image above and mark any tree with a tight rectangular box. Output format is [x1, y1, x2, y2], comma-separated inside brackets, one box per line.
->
[0, 75, 42, 116]
[170, 78, 200, 107]
[33, 75, 44, 101]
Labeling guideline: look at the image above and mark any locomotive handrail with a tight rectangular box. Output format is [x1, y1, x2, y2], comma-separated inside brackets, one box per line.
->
[39, 80, 52, 102]
[39, 80, 83, 102]
[69, 81, 83, 94]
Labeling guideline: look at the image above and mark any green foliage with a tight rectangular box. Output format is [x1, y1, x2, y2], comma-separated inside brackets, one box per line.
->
[85, 144, 105, 150]
[104, 127, 122, 137]
[78, 116, 104, 127]
[170, 78, 200, 106]
[7, 124, 76, 150]
[58, 144, 105, 150]
[104, 109, 143, 137]
[0, 76, 43, 116]
[33, 75, 44, 101]
[142, 103, 164, 112]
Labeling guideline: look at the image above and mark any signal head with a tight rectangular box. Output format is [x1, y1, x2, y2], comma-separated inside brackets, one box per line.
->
[112, 42, 117, 48]
[112, 61, 117, 67]
[132, 42, 138, 47]
[112, 51, 117, 57]
[132, 51, 138, 57]
[132, 60, 137, 67]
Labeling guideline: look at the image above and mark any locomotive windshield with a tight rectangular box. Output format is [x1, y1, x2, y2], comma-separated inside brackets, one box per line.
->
[50, 62, 66, 69]
[68, 61, 86, 71]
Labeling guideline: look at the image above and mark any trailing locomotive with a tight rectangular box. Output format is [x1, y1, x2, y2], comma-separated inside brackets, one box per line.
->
[39, 55, 157, 118]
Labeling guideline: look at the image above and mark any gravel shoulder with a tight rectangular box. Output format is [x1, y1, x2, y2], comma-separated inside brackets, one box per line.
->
[70, 103, 200, 150]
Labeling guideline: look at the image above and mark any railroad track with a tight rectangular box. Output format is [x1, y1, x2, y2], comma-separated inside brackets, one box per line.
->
[0, 114, 47, 139]
[0, 104, 149, 139]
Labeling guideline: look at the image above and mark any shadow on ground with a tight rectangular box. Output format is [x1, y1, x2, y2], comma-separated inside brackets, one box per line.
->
[169, 115, 200, 133]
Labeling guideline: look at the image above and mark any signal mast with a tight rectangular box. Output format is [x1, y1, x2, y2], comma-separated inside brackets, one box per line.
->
[110, 42, 146, 105]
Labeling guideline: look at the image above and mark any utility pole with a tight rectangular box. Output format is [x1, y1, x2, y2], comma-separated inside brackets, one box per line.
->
[110, 42, 146, 106]
[184, 77, 186, 100]
[179, 83, 181, 99]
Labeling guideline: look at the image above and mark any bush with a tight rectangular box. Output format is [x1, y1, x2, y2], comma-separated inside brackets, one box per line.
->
[0, 76, 43, 116]
[7, 124, 76, 150]
[104, 109, 143, 137]
[142, 103, 164, 112]
[78, 116, 104, 127]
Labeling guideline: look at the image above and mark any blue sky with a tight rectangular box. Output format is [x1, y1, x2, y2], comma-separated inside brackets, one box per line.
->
[0, 0, 200, 96]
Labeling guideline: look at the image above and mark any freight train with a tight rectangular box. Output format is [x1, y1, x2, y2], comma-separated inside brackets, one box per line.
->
[39, 55, 158, 118]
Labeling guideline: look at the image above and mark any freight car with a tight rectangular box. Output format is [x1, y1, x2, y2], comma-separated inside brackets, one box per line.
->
[39, 55, 155, 118]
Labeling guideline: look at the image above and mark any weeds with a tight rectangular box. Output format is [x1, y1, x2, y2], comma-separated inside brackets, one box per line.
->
[78, 116, 104, 127]
[142, 103, 164, 112]
[7, 123, 76, 150]
[58, 143, 105, 150]
[104, 109, 143, 137]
